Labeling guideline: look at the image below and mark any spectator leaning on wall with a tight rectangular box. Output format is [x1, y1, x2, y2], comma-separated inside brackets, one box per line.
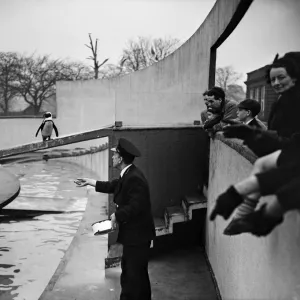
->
[202, 86, 238, 134]
[236, 99, 267, 130]
[200, 90, 209, 124]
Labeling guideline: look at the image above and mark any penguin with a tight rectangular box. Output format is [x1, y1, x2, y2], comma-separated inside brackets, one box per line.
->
[35, 112, 59, 141]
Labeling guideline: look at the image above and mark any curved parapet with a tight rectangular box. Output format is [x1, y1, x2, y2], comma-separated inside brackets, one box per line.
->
[55, 0, 253, 136]
[0, 167, 20, 209]
[0, 1, 253, 148]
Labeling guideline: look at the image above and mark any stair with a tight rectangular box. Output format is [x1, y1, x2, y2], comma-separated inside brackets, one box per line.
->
[165, 206, 186, 234]
[106, 191, 207, 267]
[182, 194, 207, 221]
[154, 191, 207, 241]
[154, 217, 170, 236]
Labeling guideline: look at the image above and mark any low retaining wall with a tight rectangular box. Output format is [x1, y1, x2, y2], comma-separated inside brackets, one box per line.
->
[206, 134, 300, 300]
[45, 141, 109, 180]
[39, 140, 111, 299]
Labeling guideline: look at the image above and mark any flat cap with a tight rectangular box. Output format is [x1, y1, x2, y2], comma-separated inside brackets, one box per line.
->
[111, 138, 141, 157]
[238, 99, 261, 117]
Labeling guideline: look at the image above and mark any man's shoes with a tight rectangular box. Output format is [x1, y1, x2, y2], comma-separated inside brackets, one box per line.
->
[210, 186, 244, 221]
[223, 217, 254, 236]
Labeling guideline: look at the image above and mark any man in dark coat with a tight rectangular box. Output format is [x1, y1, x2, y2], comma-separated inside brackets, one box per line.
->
[75, 138, 155, 300]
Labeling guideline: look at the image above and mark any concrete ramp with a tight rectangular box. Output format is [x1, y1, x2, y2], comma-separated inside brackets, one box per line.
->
[0, 126, 114, 159]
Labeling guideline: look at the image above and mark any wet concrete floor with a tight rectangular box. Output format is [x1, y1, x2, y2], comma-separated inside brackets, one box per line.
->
[39, 186, 218, 300]
[1, 159, 218, 300]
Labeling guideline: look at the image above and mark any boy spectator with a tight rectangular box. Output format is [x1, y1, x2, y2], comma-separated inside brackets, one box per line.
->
[237, 99, 267, 130]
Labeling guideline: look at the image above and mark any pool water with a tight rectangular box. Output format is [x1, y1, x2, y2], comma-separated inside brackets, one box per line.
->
[0, 160, 96, 300]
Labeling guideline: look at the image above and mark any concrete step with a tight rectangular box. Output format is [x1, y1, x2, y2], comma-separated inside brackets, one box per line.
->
[153, 193, 207, 239]
[154, 217, 170, 237]
[182, 193, 207, 220]
[164, 205, 186, 234]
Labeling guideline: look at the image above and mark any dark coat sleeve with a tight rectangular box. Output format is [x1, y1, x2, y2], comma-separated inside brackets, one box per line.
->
[203, 114, 223, 130]
[95, 179, 119, 194]
[256, 162, 300, 196]
[243, 130, 290, 157]
[212, 100, 238, 132]
[115, 176, 149, 223]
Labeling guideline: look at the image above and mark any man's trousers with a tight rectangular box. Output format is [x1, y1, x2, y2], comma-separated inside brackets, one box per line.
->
[120, 241, 151, 300]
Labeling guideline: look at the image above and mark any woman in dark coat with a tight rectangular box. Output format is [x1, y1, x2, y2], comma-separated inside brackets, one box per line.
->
[224, 51, 300, 156]
[211, 52, 300, 235]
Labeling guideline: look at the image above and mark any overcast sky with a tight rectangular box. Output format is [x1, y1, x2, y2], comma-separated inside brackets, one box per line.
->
[217, 0, 300, 85]
[0, 0, 215, 63]
[0, 0, 300, 87]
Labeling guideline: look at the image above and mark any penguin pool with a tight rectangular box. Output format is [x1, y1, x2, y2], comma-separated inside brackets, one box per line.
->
[0, 159, 98, 300]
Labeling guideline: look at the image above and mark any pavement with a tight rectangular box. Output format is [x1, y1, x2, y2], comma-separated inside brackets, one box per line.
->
[37, 187, 218, 300]
[1, 152, 218, 300]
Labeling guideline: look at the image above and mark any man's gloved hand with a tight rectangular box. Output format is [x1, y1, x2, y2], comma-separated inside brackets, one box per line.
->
[210, 186, 244, 221]
[244, 203, 284, 237]
[223, 124, 256, 140]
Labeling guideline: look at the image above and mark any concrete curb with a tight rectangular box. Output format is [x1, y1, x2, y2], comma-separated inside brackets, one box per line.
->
[38, 191, 112, 300]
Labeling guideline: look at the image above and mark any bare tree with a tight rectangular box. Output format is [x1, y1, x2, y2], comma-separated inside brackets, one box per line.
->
[0, 51, 97, 115]
[14, 55, 62, 114]
[85, 33, 108, 79]
[215, 66, 242, 91]
[120, 37, 150, 72]
[150, 37, 180, 62]
[60, 61, 94, 81]
[215, 66, 245, 102]
[0, 52, 20, 114]
[227, 84, 246, 103]
[120, 36, 180, 73]
[98, 63, 125, 79]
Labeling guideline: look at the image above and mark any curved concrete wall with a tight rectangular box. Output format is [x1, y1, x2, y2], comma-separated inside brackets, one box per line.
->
[57, 0, 249, 131]
[0, 0, 251, 149]
[39, 146, 111, 299]
[206, 136, 300, 300]
[55, 144, 109, 180]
